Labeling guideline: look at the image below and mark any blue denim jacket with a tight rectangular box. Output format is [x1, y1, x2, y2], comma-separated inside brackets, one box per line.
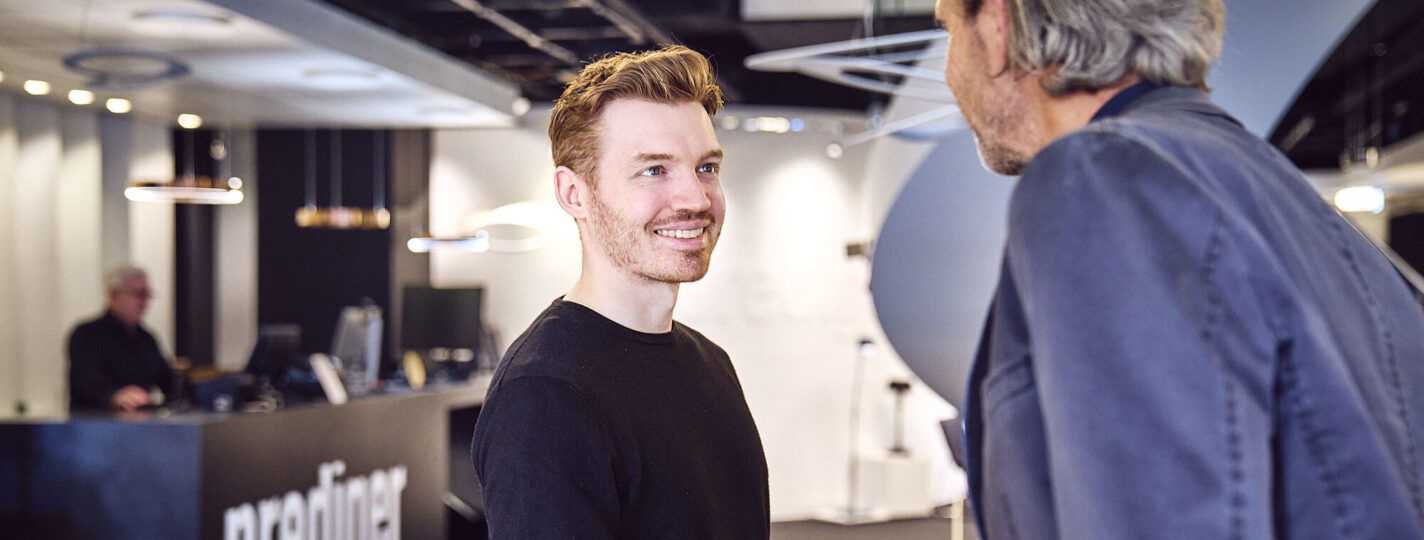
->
[965, 86, 1424, 539]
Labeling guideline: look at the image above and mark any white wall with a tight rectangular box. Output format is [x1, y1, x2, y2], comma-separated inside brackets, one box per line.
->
[1, 97, 103, 417]
[127, 121, 177, 359]
[0, 92, 176, 418]
[430, 107, 961, 518]
[0, 93, 18, 415]
[215, 130, 259, 371]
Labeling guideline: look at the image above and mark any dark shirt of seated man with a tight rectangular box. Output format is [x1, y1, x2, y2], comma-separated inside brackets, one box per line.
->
[68, 265, 176, 412]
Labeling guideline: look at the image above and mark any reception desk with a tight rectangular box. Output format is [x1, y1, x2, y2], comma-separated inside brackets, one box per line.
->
[1, 377, 488, 540]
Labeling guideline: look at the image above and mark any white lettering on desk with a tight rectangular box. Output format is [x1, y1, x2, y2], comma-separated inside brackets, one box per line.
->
[223, 460, 407, 540]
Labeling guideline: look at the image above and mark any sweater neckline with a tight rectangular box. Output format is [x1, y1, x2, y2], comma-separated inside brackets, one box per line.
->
[552, 298, 679, 345]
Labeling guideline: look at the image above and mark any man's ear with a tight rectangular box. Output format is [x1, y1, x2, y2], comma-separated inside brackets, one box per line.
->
[554, 165, 589, 220]
[980, 0, 1012, 77]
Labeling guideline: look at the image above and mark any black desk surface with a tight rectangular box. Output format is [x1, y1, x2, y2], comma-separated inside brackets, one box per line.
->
[1, 377, 489, 540]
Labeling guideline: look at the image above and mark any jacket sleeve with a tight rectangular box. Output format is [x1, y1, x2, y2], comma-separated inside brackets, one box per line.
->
[1008, 133, 1278, 538]
[68, 324, 118, 410]
[143, 332, 178, 398]
[472, 375, 619, 539]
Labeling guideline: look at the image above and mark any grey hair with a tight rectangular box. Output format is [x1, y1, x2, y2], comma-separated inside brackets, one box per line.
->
[104, 264, 147, 294]
[997, 0, 1225, 96]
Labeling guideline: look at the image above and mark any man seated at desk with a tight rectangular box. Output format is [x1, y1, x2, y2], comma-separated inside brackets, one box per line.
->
[68, 264, 176, 412]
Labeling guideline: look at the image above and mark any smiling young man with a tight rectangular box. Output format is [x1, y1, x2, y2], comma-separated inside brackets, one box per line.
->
[935, 0, 1424, 538]
[471, 46, 770, 538]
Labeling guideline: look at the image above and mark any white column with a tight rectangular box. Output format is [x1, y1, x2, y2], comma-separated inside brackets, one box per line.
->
[0, 94, 18, 417]
[214, 129, 258, 371]
[50, 108, 105, 415]
[57, 108, 104, 327]
[100, 115, 133, 271]
[14, 100, 64, 417]
[128, 120, 176, 357]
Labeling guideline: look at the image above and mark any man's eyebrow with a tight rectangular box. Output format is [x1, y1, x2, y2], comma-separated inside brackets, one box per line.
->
[632, 150, 724, 162]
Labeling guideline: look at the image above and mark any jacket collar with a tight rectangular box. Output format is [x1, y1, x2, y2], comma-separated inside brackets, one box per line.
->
[1111, 85, 1244, 128]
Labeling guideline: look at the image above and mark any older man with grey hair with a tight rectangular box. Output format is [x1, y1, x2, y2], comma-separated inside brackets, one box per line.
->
[68, 265, 176, 412]
[935, 0, 1424, 537]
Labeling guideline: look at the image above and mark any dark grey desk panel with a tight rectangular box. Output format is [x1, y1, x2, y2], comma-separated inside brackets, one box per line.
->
[0, 379, 487, 540]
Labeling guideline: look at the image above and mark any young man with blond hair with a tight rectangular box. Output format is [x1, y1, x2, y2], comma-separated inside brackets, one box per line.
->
[472, 46, 769, 538]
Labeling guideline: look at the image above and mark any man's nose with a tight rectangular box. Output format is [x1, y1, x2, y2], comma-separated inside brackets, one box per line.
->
[669, 170, 712, 211]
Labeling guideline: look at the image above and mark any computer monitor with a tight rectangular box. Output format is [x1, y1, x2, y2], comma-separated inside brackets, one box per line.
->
[400, 286, 484, 351]
[330, 304, 382, 393]
[245, 324, 305, 383]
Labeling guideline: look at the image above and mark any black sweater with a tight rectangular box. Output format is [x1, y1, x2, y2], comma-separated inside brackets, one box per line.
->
[472, 299, 769, 539]
[67, 312, 175, 411]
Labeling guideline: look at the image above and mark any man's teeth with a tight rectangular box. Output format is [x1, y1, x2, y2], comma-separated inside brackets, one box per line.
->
[656, 228, 704, 239]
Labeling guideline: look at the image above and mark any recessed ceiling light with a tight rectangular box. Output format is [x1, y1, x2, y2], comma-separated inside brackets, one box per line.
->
[826, 143, 844, 159]
[1334, 185, 1384, 214]
[0, 70, 6, 84]
[757, 117, 791, 133]
[130, 9, 234, 38]
[177, 114, 203, 129]
[23, 80, 51, 95]
[68, 89, 95, 105]
[511, 97, 532, 116]
[133, 9, 233, 24]
[106, 98, 132, 114]
[301, 68, 385, 91]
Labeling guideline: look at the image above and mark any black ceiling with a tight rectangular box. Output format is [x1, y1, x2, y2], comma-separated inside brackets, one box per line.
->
[1270, 0, 1424, 170]
[317, 0, 1424, 171]
[318, 0, 935, 111]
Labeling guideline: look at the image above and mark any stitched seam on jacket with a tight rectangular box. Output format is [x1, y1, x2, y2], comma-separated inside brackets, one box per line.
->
[1330, 218, 1422, 517]
[1198, 213, 1245, 540]
[1281, 332, 1356, 538]
[982, 357, 1035, 420]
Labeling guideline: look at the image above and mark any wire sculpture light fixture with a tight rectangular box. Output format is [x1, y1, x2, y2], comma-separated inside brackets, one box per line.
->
[744, 29, 964, 149]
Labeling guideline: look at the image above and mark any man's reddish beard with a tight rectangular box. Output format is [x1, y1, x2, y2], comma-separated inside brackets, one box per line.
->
[587, 191, 719, 284]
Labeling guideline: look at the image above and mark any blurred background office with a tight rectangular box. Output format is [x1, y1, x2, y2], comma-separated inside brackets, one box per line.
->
[1, 0, 1421, 537]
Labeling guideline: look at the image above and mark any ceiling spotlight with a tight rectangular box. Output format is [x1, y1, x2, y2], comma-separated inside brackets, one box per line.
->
[177, 113, 203, 129]
[512, 97, 532, 116]
[0, 70, 5, 84]
[68, 89, 95, 105]
[133, 9, 233, 26]
[106, 98, 133, 114]
[826, 143, 844, 159]
[130, 9, 235, 39]
[1334, 185, 1384, 214]
[720, 115, 740, 131]
[23, 80, 51, 96]
[300, 67, 385, 91]
[757, 117, 791, 133]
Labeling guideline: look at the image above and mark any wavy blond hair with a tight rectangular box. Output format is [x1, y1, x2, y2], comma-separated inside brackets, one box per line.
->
[549, 45, 724, 181]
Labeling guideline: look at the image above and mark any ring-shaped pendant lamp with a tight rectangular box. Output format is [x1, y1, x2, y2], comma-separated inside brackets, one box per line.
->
[125, 128, 244, 205]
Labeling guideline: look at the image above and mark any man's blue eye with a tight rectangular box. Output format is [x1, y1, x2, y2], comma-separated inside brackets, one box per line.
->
[641, 166, 665, 176]
[698, 163, 719, 174]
